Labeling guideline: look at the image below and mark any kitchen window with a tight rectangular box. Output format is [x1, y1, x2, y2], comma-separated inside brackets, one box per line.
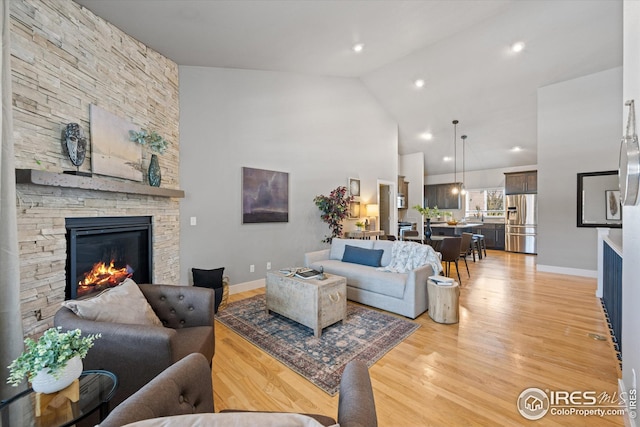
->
[465, 188, 505, 218]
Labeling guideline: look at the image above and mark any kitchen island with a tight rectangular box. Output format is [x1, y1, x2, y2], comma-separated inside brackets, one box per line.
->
[428, 222, 483, 235]
[428, 222, 505, 250]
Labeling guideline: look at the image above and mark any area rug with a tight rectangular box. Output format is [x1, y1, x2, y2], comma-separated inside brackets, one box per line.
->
[215, 294, 419, 395]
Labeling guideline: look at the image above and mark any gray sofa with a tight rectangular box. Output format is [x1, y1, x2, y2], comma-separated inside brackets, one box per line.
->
[54, 283, 215, 408]
[304, 237, 439, 319]
[99, 353, 377, 427]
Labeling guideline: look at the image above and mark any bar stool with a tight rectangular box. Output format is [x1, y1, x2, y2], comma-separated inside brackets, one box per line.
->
[472, 234, 487, 259]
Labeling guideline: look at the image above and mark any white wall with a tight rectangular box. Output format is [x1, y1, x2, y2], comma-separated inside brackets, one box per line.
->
[399, 153, 425, 227]
[622, 0, 640, 400]
[178, 66, 397, 286]
[537, 67, 623, 276]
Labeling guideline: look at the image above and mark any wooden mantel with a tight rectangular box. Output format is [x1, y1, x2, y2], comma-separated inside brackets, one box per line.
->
[15, 169, 185, 198]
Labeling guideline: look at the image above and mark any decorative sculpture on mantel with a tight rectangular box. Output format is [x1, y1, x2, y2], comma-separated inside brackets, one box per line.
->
[62, 123, 88, 175]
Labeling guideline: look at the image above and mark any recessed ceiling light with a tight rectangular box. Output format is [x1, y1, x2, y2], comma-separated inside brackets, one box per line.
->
[420, 132, 433, 140]
[414, 79, 425, 88]
[511, 146, 522, 152]
[352, 43, 364, 53]
[443, 156, 452, 162]
[511, 41, 525, 53]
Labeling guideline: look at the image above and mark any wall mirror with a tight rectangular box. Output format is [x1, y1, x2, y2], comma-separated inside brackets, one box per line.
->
[577, 170, 622, 228]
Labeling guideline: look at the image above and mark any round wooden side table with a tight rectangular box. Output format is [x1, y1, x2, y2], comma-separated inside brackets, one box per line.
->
[427, 279, 460, 324]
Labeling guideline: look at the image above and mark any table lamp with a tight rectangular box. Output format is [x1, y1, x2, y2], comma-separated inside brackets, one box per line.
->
[366, 204, 379, 230]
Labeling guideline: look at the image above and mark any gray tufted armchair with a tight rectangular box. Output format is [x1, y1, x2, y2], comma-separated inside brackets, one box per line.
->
[99, 353, 377, 427]
[54, 283, 215, 408]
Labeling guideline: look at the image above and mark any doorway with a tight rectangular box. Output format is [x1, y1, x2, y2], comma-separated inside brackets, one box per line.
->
[378, 181, 395, 237]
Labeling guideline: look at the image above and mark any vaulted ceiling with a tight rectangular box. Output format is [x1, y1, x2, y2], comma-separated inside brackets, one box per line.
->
[76, 0, 623, 175]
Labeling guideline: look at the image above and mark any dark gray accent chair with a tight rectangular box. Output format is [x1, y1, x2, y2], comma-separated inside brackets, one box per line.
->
[99, 353, 377, 427]
[54, 283, 215, 408]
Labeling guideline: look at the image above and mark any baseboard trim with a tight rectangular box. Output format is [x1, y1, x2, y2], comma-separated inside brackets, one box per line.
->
[536, 264, 597, 278]
[229, 279, 265, 295]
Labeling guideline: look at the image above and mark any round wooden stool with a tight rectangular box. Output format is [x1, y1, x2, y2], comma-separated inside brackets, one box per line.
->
[427, 279, 460, 324]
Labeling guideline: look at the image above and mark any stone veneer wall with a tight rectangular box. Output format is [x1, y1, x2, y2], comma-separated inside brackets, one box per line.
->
[10, 0, 181, 337]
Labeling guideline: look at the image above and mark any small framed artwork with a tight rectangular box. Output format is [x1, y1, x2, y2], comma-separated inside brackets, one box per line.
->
[348, 177, 360, 199]
[349, 201, 360, 219]
[605, 190, 622, 221]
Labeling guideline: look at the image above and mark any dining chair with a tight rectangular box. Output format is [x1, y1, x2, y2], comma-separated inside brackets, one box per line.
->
[473, 234, 487, 258]
[438, 236, 462, 284]
[401, 230, 421, 242]
[459, 233, 473, 278]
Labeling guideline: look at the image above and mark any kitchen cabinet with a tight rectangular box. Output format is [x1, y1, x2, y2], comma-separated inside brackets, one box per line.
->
[430, 226, 456, 237]
[504, 171, 537, 194]
[495, 224, 505, 250]
[471, 223, 505, 250]
[424, 183, 461, 209]
[398, 176, 409, 209]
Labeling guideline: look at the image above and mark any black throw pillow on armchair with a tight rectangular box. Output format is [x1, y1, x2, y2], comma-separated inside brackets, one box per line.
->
[192, 267, 226, 313]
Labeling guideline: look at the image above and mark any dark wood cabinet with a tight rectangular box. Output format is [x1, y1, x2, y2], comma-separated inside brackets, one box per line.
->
[504, 171, 537, 194]
[424, 183, 461, 209]
[495, 224, 505, 250]
[398, 176, 409, 210]
[471, 223, 505, 250]
[424, 185, 437, 208]
[430, 226, 456, 237]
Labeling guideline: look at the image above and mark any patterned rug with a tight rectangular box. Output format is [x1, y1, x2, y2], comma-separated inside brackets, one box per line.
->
[215, 294, 419, 395]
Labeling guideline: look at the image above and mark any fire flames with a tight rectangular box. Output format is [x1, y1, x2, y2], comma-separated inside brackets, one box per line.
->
[78, 260, 133, 297]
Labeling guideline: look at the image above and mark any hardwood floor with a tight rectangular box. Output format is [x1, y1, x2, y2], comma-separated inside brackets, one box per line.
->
[212, 250, 623, 426]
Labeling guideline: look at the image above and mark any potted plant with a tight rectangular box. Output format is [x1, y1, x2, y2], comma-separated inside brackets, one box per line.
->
[355, 221, 366, 230]
[313, 186, 354, 243]
[412, 204, 440, 219]
[412, 205, 441, 239]
[7, 327, 100, 393]
[129, 129, 169, 187]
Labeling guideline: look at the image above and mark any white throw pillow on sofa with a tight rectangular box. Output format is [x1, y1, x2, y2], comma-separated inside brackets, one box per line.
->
[61, 278, 162, 326]
[122, 413, 335, 427]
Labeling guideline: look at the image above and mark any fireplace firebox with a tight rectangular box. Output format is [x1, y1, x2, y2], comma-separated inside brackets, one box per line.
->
[65, 216, 152, 299]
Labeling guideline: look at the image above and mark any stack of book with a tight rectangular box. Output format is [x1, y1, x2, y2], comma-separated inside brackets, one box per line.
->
[279, 268, 324, 280]
[429, 275, 455, 286]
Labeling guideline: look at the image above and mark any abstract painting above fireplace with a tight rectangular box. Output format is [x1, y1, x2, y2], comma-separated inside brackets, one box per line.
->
[65, 216, 152, 299]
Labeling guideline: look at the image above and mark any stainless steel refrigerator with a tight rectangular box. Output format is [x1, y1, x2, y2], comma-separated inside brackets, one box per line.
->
[505, 194, 537, 254]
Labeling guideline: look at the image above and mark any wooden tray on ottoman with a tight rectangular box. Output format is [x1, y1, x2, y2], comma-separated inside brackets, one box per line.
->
[265, 271, 347, 338]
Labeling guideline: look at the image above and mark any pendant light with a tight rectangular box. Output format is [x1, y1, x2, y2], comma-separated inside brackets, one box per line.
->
[460, 135, 467, 195]
[451, 120, 459, 195]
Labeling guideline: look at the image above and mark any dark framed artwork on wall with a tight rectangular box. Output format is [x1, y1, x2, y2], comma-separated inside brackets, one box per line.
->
[242, 167, 289, 223]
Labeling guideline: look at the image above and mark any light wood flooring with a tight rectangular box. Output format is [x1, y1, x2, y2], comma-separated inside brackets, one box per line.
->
[212, 250, 623, 426]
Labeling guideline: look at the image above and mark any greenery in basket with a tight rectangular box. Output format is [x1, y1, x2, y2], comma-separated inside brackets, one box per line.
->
[314, 186, 354, 243]
[6, 327, 100, 387]
[129, 129, 169, 154]
[412, 204, 440, 219]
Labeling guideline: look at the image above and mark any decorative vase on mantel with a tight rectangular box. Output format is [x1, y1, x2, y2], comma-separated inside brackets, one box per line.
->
[425, 218, 433, 240]
[31, 355, 83, 394]
[148, 154, 161, 187]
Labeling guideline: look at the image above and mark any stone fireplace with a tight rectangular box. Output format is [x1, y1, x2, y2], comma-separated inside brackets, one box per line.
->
[10, 0, 181, 338]
[65, 216, 153, 299]
[15, 178, 182, 337]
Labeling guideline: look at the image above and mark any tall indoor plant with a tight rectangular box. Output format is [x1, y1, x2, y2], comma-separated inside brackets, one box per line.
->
[314, 186, 354, 243]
